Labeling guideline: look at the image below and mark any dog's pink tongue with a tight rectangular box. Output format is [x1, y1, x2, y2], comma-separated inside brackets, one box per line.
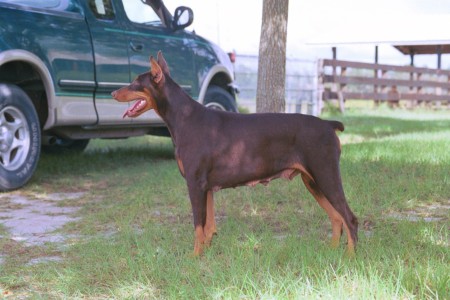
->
[122, 99, 145, 118]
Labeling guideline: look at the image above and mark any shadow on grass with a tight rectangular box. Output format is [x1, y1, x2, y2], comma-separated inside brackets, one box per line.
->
[34, 136, 175, 179]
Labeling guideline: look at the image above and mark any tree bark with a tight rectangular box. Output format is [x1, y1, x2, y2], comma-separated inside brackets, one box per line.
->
[256, 0, 289, 113]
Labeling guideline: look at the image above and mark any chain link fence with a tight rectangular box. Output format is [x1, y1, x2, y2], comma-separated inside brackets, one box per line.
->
[234, 54, 319, 115]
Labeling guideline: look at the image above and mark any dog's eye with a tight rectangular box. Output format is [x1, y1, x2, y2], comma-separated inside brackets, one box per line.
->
[129, 83, 143, 91]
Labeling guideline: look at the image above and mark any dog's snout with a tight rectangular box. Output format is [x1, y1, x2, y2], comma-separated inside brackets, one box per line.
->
[111, 91, 116, 98]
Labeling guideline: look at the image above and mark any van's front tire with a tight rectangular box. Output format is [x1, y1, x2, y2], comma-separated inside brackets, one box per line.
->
[0, 84, 41, 191]
[204, 85, 238, 112]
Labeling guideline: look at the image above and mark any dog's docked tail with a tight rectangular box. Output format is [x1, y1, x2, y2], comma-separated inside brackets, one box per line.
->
[328, 120, 345, 132]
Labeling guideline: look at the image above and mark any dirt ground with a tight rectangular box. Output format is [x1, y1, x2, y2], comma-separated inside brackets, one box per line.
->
[0, 191, 84, 265]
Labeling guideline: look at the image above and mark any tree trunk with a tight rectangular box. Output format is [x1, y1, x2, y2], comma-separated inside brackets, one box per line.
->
[256, 0, 289, 113]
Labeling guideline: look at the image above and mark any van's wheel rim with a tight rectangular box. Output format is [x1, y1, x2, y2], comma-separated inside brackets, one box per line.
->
[0, 106, 30, 171]
[205, 102, 226, 111]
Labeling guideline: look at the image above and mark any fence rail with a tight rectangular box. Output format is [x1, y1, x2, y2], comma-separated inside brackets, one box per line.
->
[318, 59, 450, 112]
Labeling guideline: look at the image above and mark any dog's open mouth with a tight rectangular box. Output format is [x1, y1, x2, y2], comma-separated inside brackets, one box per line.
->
[123, 99, 146, 118]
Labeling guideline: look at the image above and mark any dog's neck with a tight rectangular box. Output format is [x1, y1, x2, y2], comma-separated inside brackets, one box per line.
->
[156, 77, 203, 144]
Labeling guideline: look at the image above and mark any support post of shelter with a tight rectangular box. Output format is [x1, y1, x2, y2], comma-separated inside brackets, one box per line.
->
[331, 47, 337, 78]
[437, 45, 442, 69]
[374, 45, 379, 105]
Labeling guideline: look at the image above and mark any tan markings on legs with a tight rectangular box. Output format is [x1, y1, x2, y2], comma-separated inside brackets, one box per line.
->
[318, 199, 355, 255]
[176, 157, 185, 177]
[317, 196, 344, 248]
[193, 225, 206, 256]
[342, 222, 356, 256]
[203, 190, 217, 246]
[300, 173, 343, 248]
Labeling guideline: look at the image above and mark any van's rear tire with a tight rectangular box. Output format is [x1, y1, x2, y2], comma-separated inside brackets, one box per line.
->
[0, 84, 41, 191]
[42, 138, 89, 154]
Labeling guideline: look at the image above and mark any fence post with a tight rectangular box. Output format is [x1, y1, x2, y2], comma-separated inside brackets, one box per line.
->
[338, 91, 345, 113]
[448, 74, 450, 108]
[409, 69, 416, 107]
[338, 66, 346, 113]
[379, 69, 388, 105]
[434, 73, 442, 109]
[417, 72, 424, 107]
[374, 67, 379, 105]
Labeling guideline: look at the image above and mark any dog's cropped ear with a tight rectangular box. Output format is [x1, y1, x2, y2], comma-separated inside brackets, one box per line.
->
[149, 56, 164, 84]
[157, 51, 170, 75]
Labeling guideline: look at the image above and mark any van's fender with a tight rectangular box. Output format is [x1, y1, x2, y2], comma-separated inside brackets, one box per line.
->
[197, 64, 234, 104]
[0, 49, 56, 129]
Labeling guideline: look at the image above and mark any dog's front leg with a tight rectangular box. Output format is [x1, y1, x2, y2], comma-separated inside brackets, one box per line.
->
[204, 190, 217, 246]
[188, 185, 207, 256]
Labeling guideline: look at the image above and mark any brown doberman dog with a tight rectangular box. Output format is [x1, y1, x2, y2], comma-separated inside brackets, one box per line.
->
[111, 51, 358, 256]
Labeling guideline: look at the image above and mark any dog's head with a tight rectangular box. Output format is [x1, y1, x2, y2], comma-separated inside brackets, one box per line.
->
[111, 51, 169, 118]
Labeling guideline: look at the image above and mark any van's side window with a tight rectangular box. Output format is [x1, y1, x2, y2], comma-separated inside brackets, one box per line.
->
[89, 0, 115, 20]
[122, 0, 160, 24]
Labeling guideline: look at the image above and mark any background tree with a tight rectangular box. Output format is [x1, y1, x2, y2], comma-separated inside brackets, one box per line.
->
[256, 0, 289, 113]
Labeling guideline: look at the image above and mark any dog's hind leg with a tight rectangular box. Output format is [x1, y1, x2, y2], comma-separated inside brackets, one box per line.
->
[204, 190, 217, 246]
[307, 168, 358, 255]
[301, 173, 343, 248]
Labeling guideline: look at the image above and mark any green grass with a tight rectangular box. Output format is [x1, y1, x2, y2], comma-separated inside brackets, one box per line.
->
[1, 106, 449, 299]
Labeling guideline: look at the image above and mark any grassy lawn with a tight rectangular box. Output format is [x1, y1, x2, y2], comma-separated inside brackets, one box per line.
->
[1, 105, 449, 299]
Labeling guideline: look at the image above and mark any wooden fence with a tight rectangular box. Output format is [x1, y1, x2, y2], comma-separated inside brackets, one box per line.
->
[317, 59, 450, 112]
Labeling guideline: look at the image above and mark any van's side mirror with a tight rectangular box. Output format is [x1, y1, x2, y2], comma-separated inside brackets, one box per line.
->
[172, 6, 193, 30]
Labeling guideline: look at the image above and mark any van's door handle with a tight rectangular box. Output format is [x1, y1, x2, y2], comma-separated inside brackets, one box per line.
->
[130, 42, 144, 52]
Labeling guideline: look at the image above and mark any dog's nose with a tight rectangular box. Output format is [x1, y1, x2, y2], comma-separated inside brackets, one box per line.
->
[111, 91, 116, 98]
